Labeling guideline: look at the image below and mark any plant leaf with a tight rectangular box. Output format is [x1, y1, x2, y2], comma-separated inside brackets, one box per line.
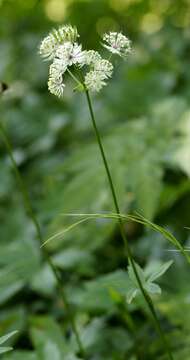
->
[0, 331, 18, 346]
[146, 260, 173, 283]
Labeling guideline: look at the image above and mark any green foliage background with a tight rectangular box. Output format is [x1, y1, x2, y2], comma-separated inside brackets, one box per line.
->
[0, 0, 190, 359]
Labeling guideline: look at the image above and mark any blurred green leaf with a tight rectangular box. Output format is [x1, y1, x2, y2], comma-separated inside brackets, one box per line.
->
[0, 331, 17, 355]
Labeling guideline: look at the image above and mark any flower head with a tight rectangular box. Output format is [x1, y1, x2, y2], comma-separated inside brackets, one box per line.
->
[55, 42, 85, 67]
[39, 25, 79, 61]
[49, 61, 66, 79]
[84, 57, 113, 92]
[83, 50, 102, 66]
[94, 59, 113, 79]
[48, 75, 65, 98]
[102, 32, 131, 58]
[39, 34, 58, 61]
[85, 71, 106, 92]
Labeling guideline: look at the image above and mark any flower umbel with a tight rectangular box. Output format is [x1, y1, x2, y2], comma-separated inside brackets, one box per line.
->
[84, 58, 113, 92]
[39, 25, 79, 61]
[84, 71, 106, 92]
[39, 25, 132, 96]
[83, 50, 102, 66]
[93, 59, 113, 79]
[83, 55, 113, 91]
[55, 42, 85, 67]
[102, 31, 131, 58]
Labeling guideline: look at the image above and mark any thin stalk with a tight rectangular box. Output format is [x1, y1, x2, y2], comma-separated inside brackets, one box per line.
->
[0, 122, 85, 358]
[83, 89, 173, 360]
[67, 68, 82, 87]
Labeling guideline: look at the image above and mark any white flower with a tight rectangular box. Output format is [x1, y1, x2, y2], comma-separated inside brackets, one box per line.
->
[48, 74, 65, 98]
[84, 56, 113, 92]
[39, 34, 58, 60]
[102, 32, 131, 58]
[55, 42, 85, 67]
[39, 25, 79, 61]
[45, 41, 86, 98]
[84, 57, 113, 92]
[48, 62, 66, 97]
[39, 25, 118, 96]
[83, 50, 102, 66]
[94, 59, 113, 79]
[49, 61, 67, 78]
[85, 71, 106, 92]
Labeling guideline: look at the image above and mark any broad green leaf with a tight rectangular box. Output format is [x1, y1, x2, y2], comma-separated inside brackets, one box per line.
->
[30, 316, 70, 360]
[0, 238, 41, 304]
[79, 318, 132, 356]
[31, 264, 56, 296]
[72, 270, 132, 311]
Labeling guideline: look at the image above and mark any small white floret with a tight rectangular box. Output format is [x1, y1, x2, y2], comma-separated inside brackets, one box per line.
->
[49, 61, 67, 78]
[55, 42, 86, 67]
[39, 34, 58, 60]
[83, 50, 102, 66]
[102, 32, 131, 58]
[84, 71, 106, 92]
[48, 75, 65, 98]
[94, 59, 113, 79]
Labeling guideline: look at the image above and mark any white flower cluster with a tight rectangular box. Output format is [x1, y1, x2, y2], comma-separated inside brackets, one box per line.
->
[102, 32, 131, 58]
[39, 25, 131, 97]
[39, 25, 79, 60]
[84, 56, 113, 92]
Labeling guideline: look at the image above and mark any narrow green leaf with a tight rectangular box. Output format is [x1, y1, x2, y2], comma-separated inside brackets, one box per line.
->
[0, 347, 13, 354]
[0, 331, 18, 346]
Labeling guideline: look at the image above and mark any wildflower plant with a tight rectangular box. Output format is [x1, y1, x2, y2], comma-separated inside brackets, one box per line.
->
[39, 24, 176, 359]
[39, 24, 175, 360]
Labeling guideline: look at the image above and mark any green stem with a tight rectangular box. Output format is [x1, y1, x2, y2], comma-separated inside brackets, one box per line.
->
[67, 68, 82, 87]
[84, 89, 173, 360]
[0, 122, 85, 359]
